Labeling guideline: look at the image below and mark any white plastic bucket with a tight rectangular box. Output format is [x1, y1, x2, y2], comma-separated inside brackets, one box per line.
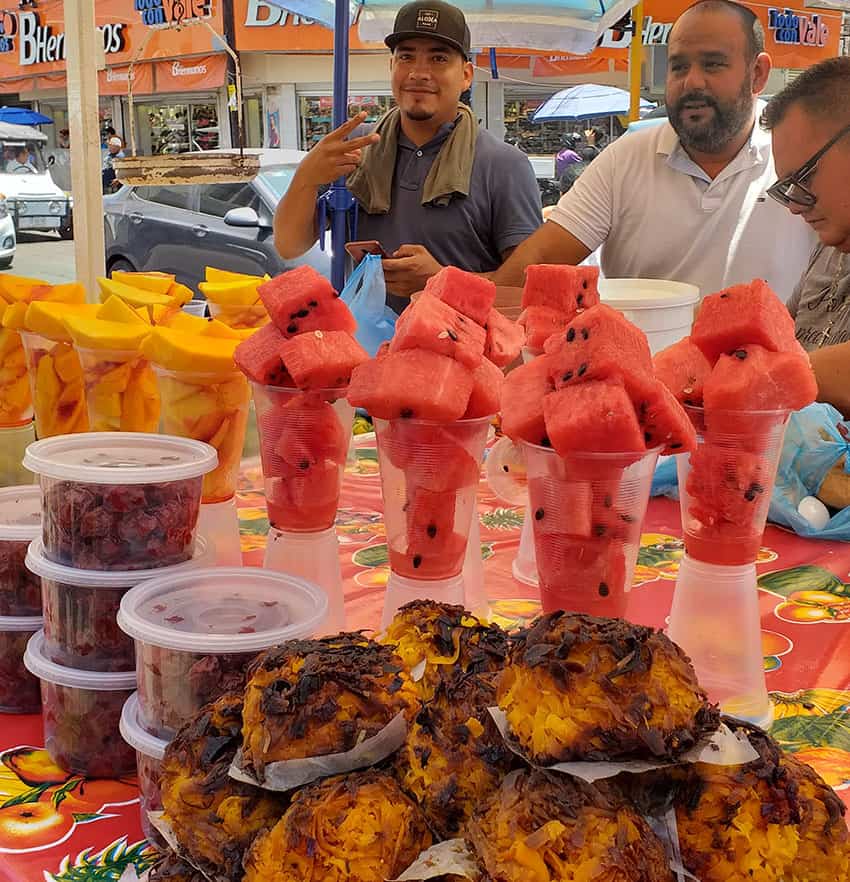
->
[599, 279, 700, 354]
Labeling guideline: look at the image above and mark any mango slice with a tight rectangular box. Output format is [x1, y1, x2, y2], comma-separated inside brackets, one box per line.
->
[63, 316, 151, 351]
[23, 303, 100, 343]
[111, 270, 175, 295]
[201, 320, 257, 340]
[0, 326, 31, 425]
[166, 282, 194, 306]
[141, 326, 239, 375]
[150, 305, 210, 334]
[208, 302, 269, 330]
[205, 267, 269, 284]
[97, 295, 150, 326]
[78, 348, 160, 432]
[0, 275, 49, 303]
[26, 341, 89, 438]
[30, 282, 87, 305]
[198, 280, 262, 306]
[2, 302, 28, 331]
[97, 277, 173, 310]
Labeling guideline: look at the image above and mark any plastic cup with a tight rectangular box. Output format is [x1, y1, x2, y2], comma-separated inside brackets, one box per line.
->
[374, 416, 491, 581]
[207, 301, 269, 330]
[521, 442, 660, 617]
[264, 525, 345, 634]
[117, 566, 329, 738]
[678, 406, 790, 566]
[24, 630, 137, 777]
[26, 536, 210, 673]
[0, 615, 42, 713]
[20, 330, 89, 438]
[252, 383, 354, 533]
[182, 300, 208, 318]
[155, 366, 251, 505]
[0, 421, 36, 486]
[76, 346, 160, 433]
[198, 497, 243, 567]
[0, 486, 42, 616]
[0, 328, 32, 426]
[381, 573, 465, 630]
[667, 555, 772, 728]
[119, 692, 168, 847]
[23, 432, 217, 571]
[512, 504, 539, 587]
[462, 509, 487, 618]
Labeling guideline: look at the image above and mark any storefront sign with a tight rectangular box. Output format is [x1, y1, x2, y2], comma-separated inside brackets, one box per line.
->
[18, 11, 126, 66]
[767, 8, 828, 45]
[134, 0, 212, 30]
[0, 12, 17, 54]
[154, 52, 225, 89]
[98, 60, 154, 95]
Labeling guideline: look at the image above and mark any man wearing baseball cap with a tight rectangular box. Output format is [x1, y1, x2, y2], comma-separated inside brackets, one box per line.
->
[274, 0, 542, 310]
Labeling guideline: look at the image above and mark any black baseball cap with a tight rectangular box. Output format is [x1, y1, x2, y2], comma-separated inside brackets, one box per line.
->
[385, 1, 471, 58]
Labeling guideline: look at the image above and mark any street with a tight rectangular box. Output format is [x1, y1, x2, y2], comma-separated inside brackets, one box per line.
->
[0, 232, 76, 285]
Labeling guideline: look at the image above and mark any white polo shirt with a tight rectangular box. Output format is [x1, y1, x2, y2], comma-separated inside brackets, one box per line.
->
[547, 119, 817, 302]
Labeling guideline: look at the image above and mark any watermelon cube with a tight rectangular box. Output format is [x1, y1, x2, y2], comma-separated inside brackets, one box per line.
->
[279, 330, 369, 390]
[500, 356, 555, 446]
[424, 267, 496, 325]
[520, 306, 569, 352]
[258, 266, 357, 337]
[464, 356, 503, 418]
[233, 322, 292, 386]
[273, 395, 349, 469]
[389, 294, 485, 369]
[527, 477, 593, 538]
[628, 375, 697, 455]
[691, 279, 798, 362]
[347, 349, 473, 422]
[265, 459, 341, 531]
[545, 303, 652, 364]
[542, 379, 646, 457]
[405, 487, 457, 553]
[484, 308, 524, 367]
[652, 337, 712, 407]
[388, 527, 469, 579]
[521, 264, 600, 314]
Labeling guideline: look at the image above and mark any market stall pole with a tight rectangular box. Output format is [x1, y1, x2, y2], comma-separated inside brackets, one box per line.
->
[628, 0, 644, 122]
[65, 0, 106, 300]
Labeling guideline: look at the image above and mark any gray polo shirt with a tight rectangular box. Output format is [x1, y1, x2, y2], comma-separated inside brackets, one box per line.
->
[354, 120, 542, 311]
[788, 244, 850, 351]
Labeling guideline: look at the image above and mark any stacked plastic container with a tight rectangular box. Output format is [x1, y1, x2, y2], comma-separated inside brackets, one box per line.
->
[20, 432, 218, 788]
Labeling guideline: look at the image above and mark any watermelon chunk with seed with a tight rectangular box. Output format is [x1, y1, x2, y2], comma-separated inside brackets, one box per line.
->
[522, 264, 600, 314]
[520, 306, 569, 352]
[279, 330, 369, 389]
[653, 337, 712, 407]
[273, 395, 349, 469]
[484, 308, 524, 367]
[500, 356, 555, 446]
[627, 374, 697, 455]
[347, 350, 473, 422]
[424, 267, 496, 325]
[266, 460, 341, 531]
[259, 266, 357, 337]
[545, 303, 652, 369]
[464, 357, 503, 418]
[389, 528, 468, 579]
[389, 294, 485, 369]
[233, 322, 292, 386]
[405, 487, 457, 553]
[691, 279, 798, 362]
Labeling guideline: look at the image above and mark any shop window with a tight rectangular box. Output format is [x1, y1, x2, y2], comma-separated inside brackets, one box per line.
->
[198, 182, 261, 218]
[135, 185, 194, 211]
[298, 95, 395, 151]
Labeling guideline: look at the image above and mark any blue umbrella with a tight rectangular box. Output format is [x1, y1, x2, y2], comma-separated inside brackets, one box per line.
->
[0, 106, 53, 125]
[532, 84, 653, 121]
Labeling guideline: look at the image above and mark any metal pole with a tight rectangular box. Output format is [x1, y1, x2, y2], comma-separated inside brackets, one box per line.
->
[628, 0, 645, 123]
[329, 0, 351, 293]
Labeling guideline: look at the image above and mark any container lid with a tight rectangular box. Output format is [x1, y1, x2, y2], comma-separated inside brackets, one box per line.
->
[0, 485, 41, 542]
[0, 614, 42, 632]
[599, 278, 700, 309]
[24, 630, 137, 690]
[117, 567, 329, 653]
[23, 433, 217, 485]
[26, 535, 212, 588]
[120, 692, 168, 761]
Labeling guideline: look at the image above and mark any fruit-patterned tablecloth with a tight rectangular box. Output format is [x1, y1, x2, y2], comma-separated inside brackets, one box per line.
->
[1, 436, 849, 881]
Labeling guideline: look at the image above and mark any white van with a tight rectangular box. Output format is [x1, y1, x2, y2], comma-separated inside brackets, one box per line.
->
[0, 121, 72, 239]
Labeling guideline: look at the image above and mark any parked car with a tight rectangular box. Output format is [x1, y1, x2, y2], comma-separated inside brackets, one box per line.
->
[0, 198, 16, 268]
[103, 149, 331, 291]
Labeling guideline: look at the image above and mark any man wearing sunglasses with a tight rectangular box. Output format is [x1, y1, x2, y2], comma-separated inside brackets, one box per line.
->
[763, 57, 850, 415]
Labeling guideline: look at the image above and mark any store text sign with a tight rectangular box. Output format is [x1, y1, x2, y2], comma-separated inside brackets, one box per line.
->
[18, 11, 125, 65]
[767, 8, 828, 46]
[135, 0, 212, 29]
[0, 12, 16, 54]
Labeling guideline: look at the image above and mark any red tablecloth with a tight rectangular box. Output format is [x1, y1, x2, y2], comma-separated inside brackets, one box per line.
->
[1, 437, 848, 880]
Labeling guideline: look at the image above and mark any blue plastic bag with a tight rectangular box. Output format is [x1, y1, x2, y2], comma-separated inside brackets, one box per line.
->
[340, 253, 396, 356]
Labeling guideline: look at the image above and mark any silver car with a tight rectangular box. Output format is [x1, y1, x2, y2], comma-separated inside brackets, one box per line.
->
[103, 149, 331, 291]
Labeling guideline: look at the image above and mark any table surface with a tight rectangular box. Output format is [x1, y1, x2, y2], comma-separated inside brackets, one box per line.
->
[1, 437, 848, 881]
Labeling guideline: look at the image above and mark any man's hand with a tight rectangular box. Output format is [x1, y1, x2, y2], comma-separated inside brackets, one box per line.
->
[381, 245, 444, 297]
[293, 112, 380, 190]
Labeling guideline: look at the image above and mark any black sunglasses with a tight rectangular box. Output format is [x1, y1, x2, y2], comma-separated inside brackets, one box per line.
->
[768, 121, 850, 208]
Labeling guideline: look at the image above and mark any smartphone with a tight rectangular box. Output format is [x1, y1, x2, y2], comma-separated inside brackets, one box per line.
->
[345, 240, 388, 264]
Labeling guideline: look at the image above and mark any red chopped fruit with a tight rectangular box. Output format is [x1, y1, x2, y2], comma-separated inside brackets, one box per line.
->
[279, 330, 369, 389]
[0, 539, 41, 615]
[424, 266, 496, 325]
[545, 303, 652, 368]
[500, 355, 555, 446]
[272, 395, 349, 469]
[405, 487, 457, 553]
[347, 349, 473, 422]
[258, 266, 357, 338]
[628, 374, 697, 455]
[527, 478, 592, 538]
[266, 460, 341, 531]
[389, 294, 485, 369]
[389, 526, 468, 579]
[691, 278, 799, 362]
[484, 308, 524, 367]
[652, 337, 712, 407]
[521, 264, 600, 314]
[464, 356, 503, 418]
[520, 306, 569, 352]
[233, 323, 291, 386]
[0, 630, 40, 713]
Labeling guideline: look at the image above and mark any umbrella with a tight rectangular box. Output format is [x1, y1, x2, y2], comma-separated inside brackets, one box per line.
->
[0, 106, 53, 126]
[532, 84, 653, 121]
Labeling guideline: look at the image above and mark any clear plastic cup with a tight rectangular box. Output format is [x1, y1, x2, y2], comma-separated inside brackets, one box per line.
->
[678, 406, 790, 566]
[26, 536, 210, 673]
[117, 566, 329, 738]
[463, 509, 487, 618]
[252, 383, 354, 532]
[76, 346, 160, 433]
[667, 555, 772, 729]
[20, 331, 89, 438]
[207, 301, 269, 330]
[24, 433, 216, 571]
[0, 421, 36, 486]
[198, 497, 243, 567]
[24, 630, 137, 777]
[374, 416, 491, 580]
[512, 505, 539, 587]
[182, 300, 208, 318]
[119, 692, 168, 847]
[0, 486, 42, 616]
[521, 442, 660, 617]
[0, 328, 32, 426]
[0, 615, 42, 713]
[381, 573, 465, 630]
[155, 367, 251, 505]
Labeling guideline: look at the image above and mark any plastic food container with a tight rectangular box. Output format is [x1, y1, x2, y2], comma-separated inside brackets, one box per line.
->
[23, 432, 217, 571]
[26, 536, 211, 673]
[24, 630, 136, 777]
[120, 692, 168, 847]
[0, 486, 42, 616]
[0, 615, 42, 713]
[118, 567, 329, 738]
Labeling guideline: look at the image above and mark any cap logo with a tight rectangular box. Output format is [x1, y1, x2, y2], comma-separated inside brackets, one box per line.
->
[416, 8, 439, 30]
